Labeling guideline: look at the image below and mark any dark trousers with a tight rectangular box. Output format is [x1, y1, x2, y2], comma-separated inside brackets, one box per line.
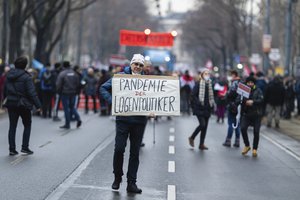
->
[113, 121, 145, 182]
[190, 115, 209, 145]
[8, 107, 32, 150]
[241, 116, 261, 150]
[85, 94, 97, 113]
[61, 94, 81, 127]
[42, 90, 53, 118]
[53, 94, 61, 118]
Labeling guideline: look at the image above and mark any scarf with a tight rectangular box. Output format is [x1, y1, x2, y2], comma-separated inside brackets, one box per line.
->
[199, 80, 214, 107]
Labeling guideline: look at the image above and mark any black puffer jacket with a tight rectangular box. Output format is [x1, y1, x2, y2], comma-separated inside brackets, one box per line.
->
[4, 68, 41, 110]
[240, 86, 264, 118]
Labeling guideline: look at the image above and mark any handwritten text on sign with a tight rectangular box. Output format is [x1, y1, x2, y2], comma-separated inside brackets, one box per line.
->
[237, 82, 251, 98]
[112, 74, 180, 116]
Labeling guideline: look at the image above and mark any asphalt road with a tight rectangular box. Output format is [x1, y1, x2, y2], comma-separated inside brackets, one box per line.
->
[0, 113, 300, 200]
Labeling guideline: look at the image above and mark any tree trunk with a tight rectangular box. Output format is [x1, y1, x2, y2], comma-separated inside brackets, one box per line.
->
[34, 30, 48, 63]
[1, 0, 8, 63]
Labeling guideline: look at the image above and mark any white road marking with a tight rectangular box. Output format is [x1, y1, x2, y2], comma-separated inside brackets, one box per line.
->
[168, 161, 175, 173]
[44, 133, 114, 200]
[169, 135, 175, 142]
[169, 146, 175, 154]
[262, 134, 300, 161]
[168, 185, 176, 200]
[169, 127, 175, 133]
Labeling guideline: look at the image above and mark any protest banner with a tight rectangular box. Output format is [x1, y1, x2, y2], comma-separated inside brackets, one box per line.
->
[112, 74, 180, 116]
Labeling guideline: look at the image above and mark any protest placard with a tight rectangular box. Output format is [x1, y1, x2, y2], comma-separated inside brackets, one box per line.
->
[237, 82, 251, 98]
[112, 74, 180, 116]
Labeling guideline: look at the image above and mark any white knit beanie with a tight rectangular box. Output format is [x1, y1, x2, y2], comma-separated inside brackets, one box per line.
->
[130, 54, 145, 65]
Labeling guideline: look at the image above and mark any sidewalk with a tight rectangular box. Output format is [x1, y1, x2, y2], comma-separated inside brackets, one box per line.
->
[262, 115, 300, 142]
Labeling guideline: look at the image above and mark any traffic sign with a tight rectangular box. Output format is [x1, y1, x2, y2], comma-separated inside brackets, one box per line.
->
[269, 48, 281, 61]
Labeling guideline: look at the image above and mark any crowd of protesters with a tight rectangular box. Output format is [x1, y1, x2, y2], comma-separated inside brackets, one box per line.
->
[181, 68, 300, 157]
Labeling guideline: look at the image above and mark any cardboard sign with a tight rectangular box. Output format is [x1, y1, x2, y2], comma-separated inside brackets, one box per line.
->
[112, 74, 180, 116]
[237, 83, 251, 98]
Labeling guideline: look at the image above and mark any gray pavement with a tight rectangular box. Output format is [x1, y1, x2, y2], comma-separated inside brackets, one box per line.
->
[0, 109, 300, 200]
[44, 115, 300, 200]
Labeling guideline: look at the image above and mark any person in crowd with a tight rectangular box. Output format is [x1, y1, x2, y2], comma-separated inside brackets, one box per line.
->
[97, 69, 111, 116]
[39, 63, 55, 118]
[240, 76, 264, 157]
[3, 56, 41, 155]
[295, 77, 300, 116]
[52, 62, 63, 121]
[223, 70, 241, 147]
[180, 70, 195, 115]
[265, 76, 285, 128]
[0, 65, 10, 107]
[283, 77, 295, 119]
[188, 68, 215, 150]
[83, 67, 98, 114]
[214, 79, 228, 123]
[100, 54, 148, 193]
[56, 61, 82, 129]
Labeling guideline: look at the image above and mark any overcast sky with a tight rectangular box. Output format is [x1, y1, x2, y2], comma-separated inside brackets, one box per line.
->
[149, 0, 260, 16]
[149, 0, 197, 16]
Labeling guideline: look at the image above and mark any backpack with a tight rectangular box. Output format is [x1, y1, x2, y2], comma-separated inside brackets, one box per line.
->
[42, 70, 53, 88]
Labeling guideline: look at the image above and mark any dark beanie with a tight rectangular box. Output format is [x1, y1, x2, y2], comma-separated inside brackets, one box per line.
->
[246, 76, 256, 84]
[63, 61, 71, 68]
[14, 56, 28, 69]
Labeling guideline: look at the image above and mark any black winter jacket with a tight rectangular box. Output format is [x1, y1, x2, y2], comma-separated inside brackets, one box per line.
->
[240, 86, 264, 118]
[4, 68, 41, 110]
[190, 82, 213, 117]
[264, 79, 285, 106]
[56, 68, 80, 95]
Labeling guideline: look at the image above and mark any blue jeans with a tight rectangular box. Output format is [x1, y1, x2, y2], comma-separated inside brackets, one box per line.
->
[226, 112, 240, 140]
[61, 94, 81, 127]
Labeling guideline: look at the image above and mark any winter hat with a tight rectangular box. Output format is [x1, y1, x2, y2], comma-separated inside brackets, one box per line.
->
[63, 61, 71, 68]
[130, 54, 145, 65]
[245, 76, 256, 84]
[14, 56, 28, 69]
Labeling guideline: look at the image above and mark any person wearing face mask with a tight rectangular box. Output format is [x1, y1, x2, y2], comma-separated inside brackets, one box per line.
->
[223, 70, 241, 147]
[239, 76, 264, 157]
[100, 54, 148, 193]
[188, 69, 215, 150]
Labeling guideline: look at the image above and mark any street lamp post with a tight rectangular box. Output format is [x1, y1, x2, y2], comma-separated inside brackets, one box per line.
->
[284, 0, 297, 76]
[263, 0, 271, 74]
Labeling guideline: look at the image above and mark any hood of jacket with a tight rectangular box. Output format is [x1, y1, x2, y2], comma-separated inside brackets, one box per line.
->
[6, 68, 26, 81]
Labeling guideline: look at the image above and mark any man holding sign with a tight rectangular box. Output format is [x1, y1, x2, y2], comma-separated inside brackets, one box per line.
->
[100, 54, 181, 193]
[100, 54, 147, 193]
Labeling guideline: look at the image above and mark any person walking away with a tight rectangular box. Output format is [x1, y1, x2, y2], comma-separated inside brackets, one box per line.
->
[39, 63, 55, 118]
[83, 67, 98, 114]
[265, 76, 285, 128]
[240, 76, 264, 157]
[188, 69, 215, 150]
[180, 70, 195, 115]
[223, 70, 241, 147]
[3, 56, 41, 155]
[56, 61, 82, 129]
[100, 54, 148, 193]
[214, 79, 228, 123]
